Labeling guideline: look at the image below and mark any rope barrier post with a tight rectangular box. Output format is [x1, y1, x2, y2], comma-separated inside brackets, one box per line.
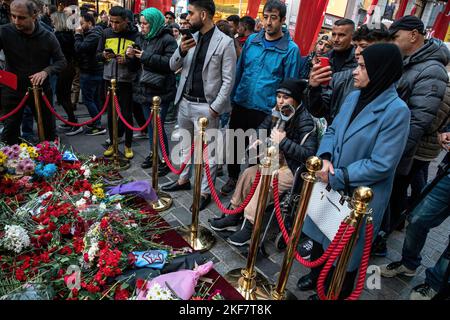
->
[271, 156, 323, 300]
[109, 79, 130, 171]
[224, 146, 277, 300]
[150, 96, 173, 212]
[179, 117, 215, 252]
[327, 186, 373, 300]
[31, 86, 45, 142]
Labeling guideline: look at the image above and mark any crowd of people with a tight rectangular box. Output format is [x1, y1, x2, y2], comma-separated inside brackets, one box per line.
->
[0, 0, 449, 300]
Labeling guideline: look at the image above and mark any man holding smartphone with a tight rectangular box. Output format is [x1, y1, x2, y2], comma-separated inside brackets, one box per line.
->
[164, 0, 237, 211]
[96, 5, 139, 160]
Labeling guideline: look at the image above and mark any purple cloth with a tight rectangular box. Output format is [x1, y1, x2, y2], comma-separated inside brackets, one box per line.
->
[107, 181, 158, 201]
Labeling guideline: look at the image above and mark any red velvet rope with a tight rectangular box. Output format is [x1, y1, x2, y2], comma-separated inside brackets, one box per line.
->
[346, 222, 374, 300]
[156, 114, 194, 175]
[203, 142, 262, 215]
[272, 176, 349, 268]
[0, 92, 29, 122]
[316, 224, 356, 300]
[42, 92, 109, 127]
[114, 95, 152, 131]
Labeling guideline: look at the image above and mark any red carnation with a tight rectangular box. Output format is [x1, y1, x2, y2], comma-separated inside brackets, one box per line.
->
[59, 224, 71, 235]
[114, 287, 130, 300]
[15, 268, 26, 281]
[136, 279, 147, 290]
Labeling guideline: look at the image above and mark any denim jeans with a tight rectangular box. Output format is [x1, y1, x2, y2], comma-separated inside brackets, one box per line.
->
[401, 173, 450, 290]
[21, 105, 34, 138]
[80, 73, 103, 127]
[425, 237, 450, 292]
[142, 99, 169, 155]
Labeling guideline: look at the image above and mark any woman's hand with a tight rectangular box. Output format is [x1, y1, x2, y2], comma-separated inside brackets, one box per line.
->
[317, 159, 334, 184]
[270, 128, 286, 144]
[126, 46, 135, 58]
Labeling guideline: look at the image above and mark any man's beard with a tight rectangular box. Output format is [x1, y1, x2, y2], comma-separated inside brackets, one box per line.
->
[189, 21, 203, 33]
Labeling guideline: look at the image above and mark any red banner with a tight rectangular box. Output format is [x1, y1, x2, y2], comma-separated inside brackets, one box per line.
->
[433, 0, 450, 40]
[294, 0, 330, 55]
[246, 0, 262, 19]
[395, 0, 408, 20]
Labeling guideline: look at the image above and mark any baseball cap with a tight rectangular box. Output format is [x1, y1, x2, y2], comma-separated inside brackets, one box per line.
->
[389, 15, 425, 36]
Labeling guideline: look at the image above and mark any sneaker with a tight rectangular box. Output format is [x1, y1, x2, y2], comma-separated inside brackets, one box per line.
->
[209, 213, 243, 232]
[297, 239, 313, 259]
[133, 131, 147, 139]
[65, 126, 83, 136]
[124, 147, 134, 159]
[85, 126, 107, 136]
[58, 123, 72, 130]
[104, 145, 114, 157]
[380, 261, 417, 278]
[410, 283, 436, 300]
[141, 154, 153, 169]
[227, 218, 253, 246]
[221, 178, 237, 196]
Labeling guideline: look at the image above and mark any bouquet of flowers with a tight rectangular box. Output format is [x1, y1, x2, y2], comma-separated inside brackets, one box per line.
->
[0, 141, 174, 300]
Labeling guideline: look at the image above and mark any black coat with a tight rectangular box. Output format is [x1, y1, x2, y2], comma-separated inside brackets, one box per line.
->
[132, 27, 178, 105]
[74, 26, 104, 75]
[258, 105, 318, 173]
[55, 30, 76, 64]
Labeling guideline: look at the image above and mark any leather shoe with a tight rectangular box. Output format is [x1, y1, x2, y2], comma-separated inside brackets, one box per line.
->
[297, 274, 316, 291]
[161, 180, 191, 192]
[190, 194, 211, 212]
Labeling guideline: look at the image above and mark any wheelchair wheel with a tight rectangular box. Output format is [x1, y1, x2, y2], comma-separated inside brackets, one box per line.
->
[275, 232, 287, 252]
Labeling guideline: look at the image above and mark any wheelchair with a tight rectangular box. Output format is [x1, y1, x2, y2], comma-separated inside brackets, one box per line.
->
[259, 165, 307, 254]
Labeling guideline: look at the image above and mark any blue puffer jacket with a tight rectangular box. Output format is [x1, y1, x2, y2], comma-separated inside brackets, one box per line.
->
[232, 29, 301, 114]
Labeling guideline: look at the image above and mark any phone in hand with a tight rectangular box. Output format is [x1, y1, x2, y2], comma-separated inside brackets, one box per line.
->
[180, 28, 193, 40]
[132, 43, 141, 50]
[317, 56, 331, 86]
[104, 48, 115, 55]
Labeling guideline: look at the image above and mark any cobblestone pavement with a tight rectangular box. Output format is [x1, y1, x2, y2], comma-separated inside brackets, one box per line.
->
[58, 104, 449, 300]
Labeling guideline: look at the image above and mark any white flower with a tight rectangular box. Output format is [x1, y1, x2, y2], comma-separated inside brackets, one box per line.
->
[1, 225, 30, 254]
[91, 195, 97, 203]
[81, 165, 91, 178]
[83, 191, 91, 198]
[75, 198, 87, 208]
[87, 242, 99, 262]
[115, 203, 122, 210]
[145, 283, 175, 300]
[99, 202, 107, 211]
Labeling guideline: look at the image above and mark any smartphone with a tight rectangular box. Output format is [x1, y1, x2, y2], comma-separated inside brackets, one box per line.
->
[180, 28, 193, 40]
[132, 43, 141, 50]
[317, 56, 331, 86]
[104, 48, 114, 54]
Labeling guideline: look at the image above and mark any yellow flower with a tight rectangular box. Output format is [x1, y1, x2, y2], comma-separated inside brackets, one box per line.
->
[0, 151, 7, 166]
[20, 143, 28, 149]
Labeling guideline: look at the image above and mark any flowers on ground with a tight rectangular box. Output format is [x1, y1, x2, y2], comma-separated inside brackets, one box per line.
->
[1, 225, 30, 254]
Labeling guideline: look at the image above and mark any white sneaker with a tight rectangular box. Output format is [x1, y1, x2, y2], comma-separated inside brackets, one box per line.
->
[65, 126, 83, 136]
[380, 261, 417, 278]
[409, 284, 436, 300]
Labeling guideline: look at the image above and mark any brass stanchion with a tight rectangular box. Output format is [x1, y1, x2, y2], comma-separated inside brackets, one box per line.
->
[224, 146, 277, 300]
[179, 117, 215, 251]
[32, 86, 45, 142]
[326, 186, 373, 300]
[271, 156, 323, 300]
[150, 96, 173, 212]
[109, 79, 130, 171]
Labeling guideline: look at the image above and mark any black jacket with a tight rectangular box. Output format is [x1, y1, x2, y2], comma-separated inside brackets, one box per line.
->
[327, 46, 357, 73]
[74, 26, 104, 74]
[0, 22, 66, 93]
[396, 39, 450, 175]
[55, 30, 76, 64]
[258, 105, 318, 173]
[132, 27, 178, 104]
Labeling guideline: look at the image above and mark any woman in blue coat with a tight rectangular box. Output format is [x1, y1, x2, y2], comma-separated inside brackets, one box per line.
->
[300, 43, 411, 299]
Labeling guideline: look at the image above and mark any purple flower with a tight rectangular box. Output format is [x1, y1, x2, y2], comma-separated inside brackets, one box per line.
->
[11, 145, 20, 153]
[1, 146, 12, 156]
[24, 164, 34, 172]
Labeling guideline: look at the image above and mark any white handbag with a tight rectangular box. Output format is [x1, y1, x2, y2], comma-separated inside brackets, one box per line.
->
[306, 180, 353, 241]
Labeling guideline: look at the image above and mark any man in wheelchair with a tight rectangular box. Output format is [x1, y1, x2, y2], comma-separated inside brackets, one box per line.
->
[209, 79, 319, 246]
